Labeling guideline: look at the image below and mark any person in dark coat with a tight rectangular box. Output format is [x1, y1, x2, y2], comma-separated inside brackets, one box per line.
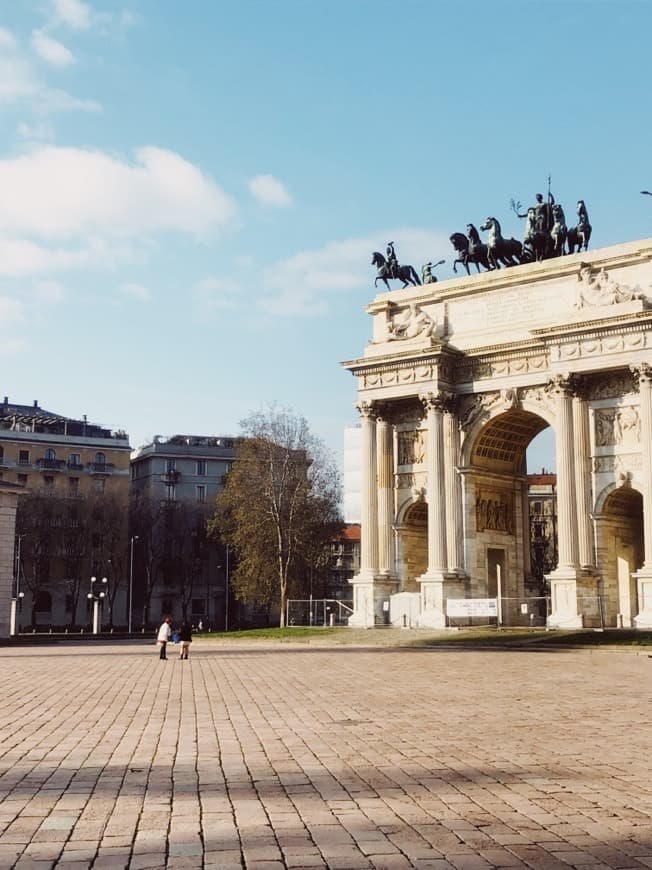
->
[179, 622, 192, 660]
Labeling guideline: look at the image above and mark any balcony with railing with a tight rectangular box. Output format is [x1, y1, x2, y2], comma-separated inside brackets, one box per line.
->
[37, 458, 66, 472]
[90, 462, 115, 475]
[161, 470, 181, 484]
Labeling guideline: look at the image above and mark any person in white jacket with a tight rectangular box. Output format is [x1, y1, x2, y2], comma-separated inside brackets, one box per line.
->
[157, 616, 172, 660]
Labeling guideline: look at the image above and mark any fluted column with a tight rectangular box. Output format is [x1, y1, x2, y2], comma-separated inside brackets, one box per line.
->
[421, 392, 447, 574]
[549, 375, 579, 572]
[444, 404, 464, 573]
[376, 413, 395, 575]
[357, 401, 379, 577]
[631, 364, 652, 567]
[572, 388, 595, 569]
[631, 364, 652, 628]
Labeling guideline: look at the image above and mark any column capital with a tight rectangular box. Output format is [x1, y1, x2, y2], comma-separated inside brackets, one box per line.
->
[356, 400, 378, 421]
[546, 373, 575, 399]
[419, 390, 452, 414]
[630, 362, 652, 389]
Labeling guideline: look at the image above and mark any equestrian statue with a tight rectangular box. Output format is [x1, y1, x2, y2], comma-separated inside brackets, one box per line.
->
[372, 242, 421, 289]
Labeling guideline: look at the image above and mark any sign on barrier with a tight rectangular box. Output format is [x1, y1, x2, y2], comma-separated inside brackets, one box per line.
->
[447, 598, 498, 617]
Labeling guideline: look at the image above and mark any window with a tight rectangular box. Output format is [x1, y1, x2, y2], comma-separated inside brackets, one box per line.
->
[196, 484, 206, 503]
[69, 477, 79, 495]
[166, 458, 176, 473]
[94, 452, 106, 470]
[65, 594, 74, 613]
[196, 459, 206, 476]
[17, 473, 28, 485]
[94, 478, 105, 494]
[45, 448, 56, 460]
[69, 453, 81, 467]
[0, 472, 3, 481]
[191, 599, 206, 615]
[166, 484, 176, 501]
[0, 446, 3, 463]
[19, 450, 29, 465]
[43, 476, 54, 489]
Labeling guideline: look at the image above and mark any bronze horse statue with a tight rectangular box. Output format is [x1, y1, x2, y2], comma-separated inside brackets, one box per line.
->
[450, 224, 491, 274]
[480, 217, 526, 269]
[371, 251, 421, 289]
[567, 200, 592, 253]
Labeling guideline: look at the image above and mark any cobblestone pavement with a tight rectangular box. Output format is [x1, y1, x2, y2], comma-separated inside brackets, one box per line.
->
[0, 640, 650, 869]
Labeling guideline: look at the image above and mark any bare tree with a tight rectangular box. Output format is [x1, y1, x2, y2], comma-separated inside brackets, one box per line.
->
[212, 405, 342, 627]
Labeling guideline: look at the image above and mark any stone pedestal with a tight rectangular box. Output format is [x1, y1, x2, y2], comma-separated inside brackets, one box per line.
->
[417, 573, 466, 628]
[547, 569, 600, 629]
[348, 575, 399, 627]
[633, 570, 652, 628]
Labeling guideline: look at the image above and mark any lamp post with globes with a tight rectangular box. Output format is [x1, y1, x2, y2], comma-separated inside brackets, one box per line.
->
[87, 576, 107, 635]
[129, 535, 139, 633]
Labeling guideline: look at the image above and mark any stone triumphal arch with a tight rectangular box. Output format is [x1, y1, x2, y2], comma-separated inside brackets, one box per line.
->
[342, 238, 652, 629]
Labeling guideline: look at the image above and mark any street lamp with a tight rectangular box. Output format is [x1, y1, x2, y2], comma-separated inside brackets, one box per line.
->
[129, 535, 138, 633]
[87, 576, 107, 635]
[10, 534, 25, 637]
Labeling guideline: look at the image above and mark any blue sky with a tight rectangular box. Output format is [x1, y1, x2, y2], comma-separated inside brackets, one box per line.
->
[1, 0, 651, 472]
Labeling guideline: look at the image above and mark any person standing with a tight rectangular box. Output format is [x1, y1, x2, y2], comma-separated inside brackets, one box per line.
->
[178, 622, 192, 660]
[157, 616, 172, 660]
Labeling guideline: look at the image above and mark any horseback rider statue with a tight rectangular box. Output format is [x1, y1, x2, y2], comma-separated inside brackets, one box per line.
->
[386, 241, 399, 279]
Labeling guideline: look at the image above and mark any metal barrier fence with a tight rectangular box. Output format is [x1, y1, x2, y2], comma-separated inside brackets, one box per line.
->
[286, 599, 353, 627]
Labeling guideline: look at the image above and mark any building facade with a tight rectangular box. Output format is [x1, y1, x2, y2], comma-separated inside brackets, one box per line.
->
[343, 238, 652, 630]
[0, 398, 131, 631]
[130, 435, 238, 628]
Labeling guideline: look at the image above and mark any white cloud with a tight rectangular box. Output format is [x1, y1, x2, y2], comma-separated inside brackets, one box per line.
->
[0, 337, 29, 355]
[193, 276, 240, 312]
[248, 174, 293, 208]
[0, 145, 237, 241]
[32, 30, 75, 67]
[119, 281, 151, 301]
[259, 229, 450, 316]
[16, 121, 56, 140]
[0, 237, 93, 276]
[32, 279, 66, 303]
[52, 0, 92, 30]
[0, 27, 18, 50]
[0, 56, 39, 104]
[0, 296, 24, 323]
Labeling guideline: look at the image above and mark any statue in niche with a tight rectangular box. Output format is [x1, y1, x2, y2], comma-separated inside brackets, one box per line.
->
[575, 263, 646, 309]
[386, 302, 440, 341]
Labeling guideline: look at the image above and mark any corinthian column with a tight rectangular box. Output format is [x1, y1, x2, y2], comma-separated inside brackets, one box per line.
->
[572, 386, 595, 569]
[549, 375, 579, 572]
[631, 364, 652, 627]
[357, 401, 379, 577]
[632, 364, 652, 568]
[444, 404, 464, 574]
[546, 375, 583, 628]
[421, 392, 447, 574]
[376, 413, 395, 576]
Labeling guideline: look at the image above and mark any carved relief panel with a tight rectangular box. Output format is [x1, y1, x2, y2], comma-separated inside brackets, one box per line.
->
[397, 429, 426, 466]
[476, 490, 515, 535]
[594, 405, 641, 448]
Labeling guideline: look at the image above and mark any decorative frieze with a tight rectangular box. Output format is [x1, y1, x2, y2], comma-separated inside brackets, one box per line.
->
[575, 263, 647, 309]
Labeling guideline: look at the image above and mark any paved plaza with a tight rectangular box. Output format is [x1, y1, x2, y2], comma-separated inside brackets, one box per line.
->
[0, 638, 650, 869]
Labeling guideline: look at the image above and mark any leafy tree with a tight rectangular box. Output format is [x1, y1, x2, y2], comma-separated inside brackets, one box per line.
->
[211, 405, 342, 627]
